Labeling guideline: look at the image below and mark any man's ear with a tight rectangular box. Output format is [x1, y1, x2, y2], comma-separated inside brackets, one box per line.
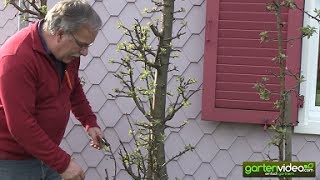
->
[56, 29, 65, 42]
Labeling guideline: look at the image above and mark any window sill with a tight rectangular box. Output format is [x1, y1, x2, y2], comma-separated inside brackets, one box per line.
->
[294, 122, 320, 135]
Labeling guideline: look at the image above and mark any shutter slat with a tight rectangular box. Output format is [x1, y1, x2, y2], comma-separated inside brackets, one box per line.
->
[219, 20, 277, 31]
[219, 29, 287, 39]
[216, 73, 279, 84]
[220, 2, 289, 13]
[221, 0, 273, 3]
[218, 47, 279, 57]
[217, 64, 279, 75]
[220, 3, 268, 12]
[216, 82, 280, 92]
[216, 91, 279, 102]
[219, 12, 288, 22]
[218, 38, 285, 48]
[215, 99, 275, 111]
[218, 56, 276, 66]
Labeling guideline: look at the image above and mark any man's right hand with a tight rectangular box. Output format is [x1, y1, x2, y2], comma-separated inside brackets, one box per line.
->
[61, 160, 85, 180]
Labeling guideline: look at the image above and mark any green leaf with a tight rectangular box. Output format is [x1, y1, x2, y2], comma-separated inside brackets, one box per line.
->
[4, 0, 9, 6]
[274, 100, 280, 109]
[283, 0, 296, 9]
[259, 31, 269, 43]
[140, 70, 151, 80]
[128, 129, 134, 135]
[183, 100, 190, 107]
[314, 8, 320, 18]
[40, 5, 47, 15]
[117, 22, 124, 29]
[301, 25, 317, 39]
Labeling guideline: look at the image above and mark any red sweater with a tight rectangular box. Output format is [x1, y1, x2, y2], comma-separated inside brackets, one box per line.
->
[0, 21, 98, 173]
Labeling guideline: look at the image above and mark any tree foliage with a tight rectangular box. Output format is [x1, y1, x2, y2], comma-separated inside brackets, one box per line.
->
[256, 1, 320, 179]
[5, 0, 47, 20]
[106, 0, 199, 179]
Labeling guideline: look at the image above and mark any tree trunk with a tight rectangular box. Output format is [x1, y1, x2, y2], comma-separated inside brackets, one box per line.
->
[151, 0, 174, 179]
[274, 1, 293, 179]
[284, 95, 292, 180]
[18, 0, 28, 30]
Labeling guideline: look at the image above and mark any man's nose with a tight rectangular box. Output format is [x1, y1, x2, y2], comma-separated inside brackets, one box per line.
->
[80, 47, 88, 56]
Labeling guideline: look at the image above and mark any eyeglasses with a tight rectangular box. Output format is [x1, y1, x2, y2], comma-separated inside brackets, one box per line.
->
[70, 33, 93, 49]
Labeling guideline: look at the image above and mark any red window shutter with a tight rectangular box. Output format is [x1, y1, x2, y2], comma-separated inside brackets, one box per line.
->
[202, 0, 304, 124]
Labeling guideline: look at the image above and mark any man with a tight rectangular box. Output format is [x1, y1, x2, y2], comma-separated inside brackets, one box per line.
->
[0, 0, 104, 179]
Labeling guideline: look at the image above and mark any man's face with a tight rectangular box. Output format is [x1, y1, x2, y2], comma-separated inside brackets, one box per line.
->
[57, 26, 98, 63]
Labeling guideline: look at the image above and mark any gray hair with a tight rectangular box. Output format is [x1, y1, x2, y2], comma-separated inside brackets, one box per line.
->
[44, 0, 102, 34]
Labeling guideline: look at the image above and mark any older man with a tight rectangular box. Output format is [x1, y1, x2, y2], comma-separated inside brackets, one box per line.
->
[0, 0, 104, 179]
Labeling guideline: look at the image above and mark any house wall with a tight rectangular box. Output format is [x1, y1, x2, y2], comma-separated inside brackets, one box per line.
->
[0, 1, 320, 179]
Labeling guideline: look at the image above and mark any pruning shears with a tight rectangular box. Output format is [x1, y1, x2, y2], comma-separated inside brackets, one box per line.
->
[101, 137, 111, 152]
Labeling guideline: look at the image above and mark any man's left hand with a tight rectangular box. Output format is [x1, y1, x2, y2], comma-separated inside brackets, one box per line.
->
[87, 127, 103, 150]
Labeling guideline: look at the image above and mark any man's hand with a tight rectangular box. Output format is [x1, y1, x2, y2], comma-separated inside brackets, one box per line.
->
[87, 127, 103, 150]
[61, 160, 85, 180]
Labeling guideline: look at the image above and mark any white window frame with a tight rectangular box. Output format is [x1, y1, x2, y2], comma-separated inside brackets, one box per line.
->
[295, 1, 320, 134]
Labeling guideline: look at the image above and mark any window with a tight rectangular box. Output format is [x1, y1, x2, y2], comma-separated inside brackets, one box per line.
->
[295, 1, 320, 135]
[202, 0, 303, 124]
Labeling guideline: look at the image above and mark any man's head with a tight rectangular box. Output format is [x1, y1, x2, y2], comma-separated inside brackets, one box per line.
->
[43, 0, 102, 63]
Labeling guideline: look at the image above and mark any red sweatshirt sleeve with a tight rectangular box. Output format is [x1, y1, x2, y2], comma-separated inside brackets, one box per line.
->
[0, 56, 70, 173]
[70, 61, 99, 130]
